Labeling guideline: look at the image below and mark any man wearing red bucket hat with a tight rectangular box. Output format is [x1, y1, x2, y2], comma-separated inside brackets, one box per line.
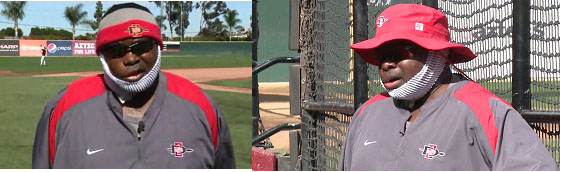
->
[339, 4, 557, 170]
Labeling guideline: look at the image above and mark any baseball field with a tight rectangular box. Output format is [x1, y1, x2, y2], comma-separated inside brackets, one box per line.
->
[0, 53, 251, 168]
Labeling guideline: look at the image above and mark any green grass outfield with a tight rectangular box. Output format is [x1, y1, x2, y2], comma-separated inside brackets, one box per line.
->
[0, 55, 250, 74]
[480, 81, 560, 111]
[0, 76, 250, 169]
[202, 78, 252, 89]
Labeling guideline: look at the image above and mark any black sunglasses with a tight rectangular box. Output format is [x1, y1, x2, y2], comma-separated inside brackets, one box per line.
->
[102, 39, 156, 57]
[374, 44, 413, 64]
[375, 42, 427, 65]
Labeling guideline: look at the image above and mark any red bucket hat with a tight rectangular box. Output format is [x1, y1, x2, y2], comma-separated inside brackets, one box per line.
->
[350, 3, 477, 66]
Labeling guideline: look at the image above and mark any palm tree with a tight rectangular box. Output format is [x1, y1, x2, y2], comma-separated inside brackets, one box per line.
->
[82, 20, 98, 32]
[64, 3, 88, 40]
[223, 9, 242, 41]
[0, 1, 26, 39]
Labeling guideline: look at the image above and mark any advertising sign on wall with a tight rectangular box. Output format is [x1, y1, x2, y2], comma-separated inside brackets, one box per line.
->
[0, 40, 19, 56]
[46, 40, 73, 56]
[72, 40, 96, 56]
[163, 41, 180, 52]
[19, 40, 47, 56]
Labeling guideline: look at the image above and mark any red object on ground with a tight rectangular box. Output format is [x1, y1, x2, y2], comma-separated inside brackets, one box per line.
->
[252, 146, 277, 171]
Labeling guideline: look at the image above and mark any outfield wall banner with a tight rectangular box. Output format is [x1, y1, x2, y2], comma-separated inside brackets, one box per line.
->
[163, 41, 180, 52]
[20, 40, 47, 56]
[0, 40, 19, 56]
[46, 40, 72, 56]
[73, 40, 96, 56]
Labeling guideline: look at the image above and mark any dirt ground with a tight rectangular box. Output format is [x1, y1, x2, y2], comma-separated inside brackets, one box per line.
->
[0, 70, 24, 76]
[258, 82, 300, 151]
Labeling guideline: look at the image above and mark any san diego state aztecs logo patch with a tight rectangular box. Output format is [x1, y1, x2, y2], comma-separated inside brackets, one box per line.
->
[419, 143, 445, 160]
[126, 24, 149, 37]
[167, 141, 194, 157]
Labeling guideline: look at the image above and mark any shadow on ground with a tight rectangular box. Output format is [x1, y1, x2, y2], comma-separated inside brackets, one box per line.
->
[259, 93, 289, 102]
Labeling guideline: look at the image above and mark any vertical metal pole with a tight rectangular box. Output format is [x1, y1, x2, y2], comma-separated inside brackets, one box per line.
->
[181, 4, 183, 42]
[512, 0, 531, 111]
[252, 0, 260, 138]
[289, 0, 300, 51]
[353, 0, 368, 110]
[299, 0, 313, 170]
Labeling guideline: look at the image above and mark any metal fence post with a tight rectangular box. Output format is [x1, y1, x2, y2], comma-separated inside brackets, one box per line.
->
[512, 0, 532, 111]
[252, 0, 260, 138]
[353, 0, 369, 110]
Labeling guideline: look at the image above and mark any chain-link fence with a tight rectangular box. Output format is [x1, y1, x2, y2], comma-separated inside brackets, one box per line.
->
[527, 0, 560, 165]
[438, 0, 560, 166]
[299, 0, 354, 170]
[298, 0, 560, 170]
[529, 1, 560, 111]
[300, 0, 354, 107]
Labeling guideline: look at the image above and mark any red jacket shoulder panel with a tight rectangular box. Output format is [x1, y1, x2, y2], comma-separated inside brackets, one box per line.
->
[164, 72, 218, 150]
[49, 74, 106, 165]
[453, 81, 511, 154]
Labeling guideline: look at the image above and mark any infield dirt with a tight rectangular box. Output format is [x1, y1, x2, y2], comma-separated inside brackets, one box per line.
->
[258, 82, 300, 151]
[30, 67, 251, 94]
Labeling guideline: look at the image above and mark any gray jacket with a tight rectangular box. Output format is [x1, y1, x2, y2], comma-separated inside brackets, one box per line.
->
[32, 72, 235, 168]
[339, 79, 557, 170]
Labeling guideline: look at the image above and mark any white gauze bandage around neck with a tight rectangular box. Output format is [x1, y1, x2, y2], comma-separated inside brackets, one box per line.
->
[381, 50, 447, 100]
[100, 46, 161, 102]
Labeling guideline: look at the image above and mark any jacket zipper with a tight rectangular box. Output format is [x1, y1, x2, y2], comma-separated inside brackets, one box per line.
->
[393, 131, 406, 170]
[135, 120, 145, 167]
[137, 121, 145, 141]
[393, 113, 412, 170]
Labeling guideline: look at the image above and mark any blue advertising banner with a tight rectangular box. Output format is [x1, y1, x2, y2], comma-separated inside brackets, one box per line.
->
[46, 40, 72, 56]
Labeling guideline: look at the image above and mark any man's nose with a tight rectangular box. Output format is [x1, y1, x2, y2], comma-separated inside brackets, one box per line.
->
[379, 60, 397, 71]
[123, 52, 140, 66]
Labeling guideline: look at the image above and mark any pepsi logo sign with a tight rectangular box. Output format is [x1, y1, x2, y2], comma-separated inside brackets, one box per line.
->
[47, 43, 57, 53]
[47, 43, 71, 53]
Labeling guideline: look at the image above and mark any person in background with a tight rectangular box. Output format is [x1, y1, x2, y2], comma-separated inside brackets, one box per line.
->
[40, 45, 46, 66]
